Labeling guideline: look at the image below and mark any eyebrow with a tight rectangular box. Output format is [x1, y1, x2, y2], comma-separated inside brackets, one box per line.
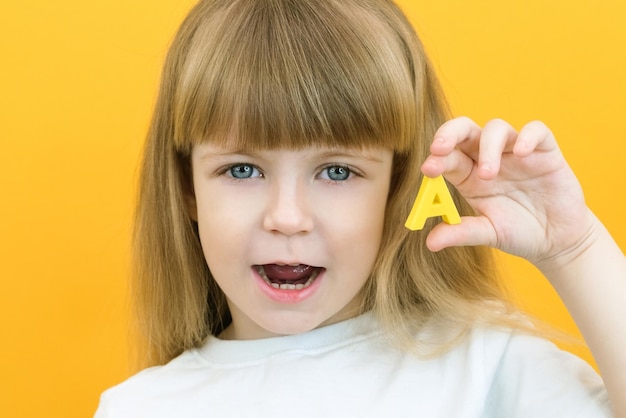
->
[196, 149, 260, 162]
[315, 150, 386, 163]
[196, 147, 386, 163]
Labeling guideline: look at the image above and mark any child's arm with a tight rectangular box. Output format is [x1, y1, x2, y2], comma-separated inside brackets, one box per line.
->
[421, 117, 626, 417]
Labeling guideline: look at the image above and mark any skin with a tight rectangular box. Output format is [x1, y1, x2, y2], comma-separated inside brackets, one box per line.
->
[422, 117, 626, 417]
[189, 144, 393, 340]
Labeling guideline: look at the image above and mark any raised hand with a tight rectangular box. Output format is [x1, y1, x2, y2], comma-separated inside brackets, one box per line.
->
[421, 117, 594, 267]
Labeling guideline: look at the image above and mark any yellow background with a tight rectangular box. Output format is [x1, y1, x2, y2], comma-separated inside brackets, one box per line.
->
[1, 0, 624, 416]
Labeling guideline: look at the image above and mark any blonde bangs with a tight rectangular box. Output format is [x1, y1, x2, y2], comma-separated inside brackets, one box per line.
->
[171, 0, 417, 153]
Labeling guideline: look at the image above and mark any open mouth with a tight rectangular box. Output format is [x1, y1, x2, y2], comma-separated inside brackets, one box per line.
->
[254, 264, 323, 290]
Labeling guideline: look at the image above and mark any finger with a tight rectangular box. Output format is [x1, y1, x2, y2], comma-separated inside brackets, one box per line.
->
[514, 121, 558, 157]
[430, 116, 482, 158]
[426, 117, 482, 185]
[421, 148, 475, 185]
[425, 216, 497, 252]
[475, 119, 518, 180]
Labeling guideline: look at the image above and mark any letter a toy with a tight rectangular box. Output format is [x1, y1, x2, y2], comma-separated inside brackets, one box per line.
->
[405, 175, 461, 230]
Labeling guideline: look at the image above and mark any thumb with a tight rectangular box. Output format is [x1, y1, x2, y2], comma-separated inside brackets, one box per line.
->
[426, 216, 497, 252]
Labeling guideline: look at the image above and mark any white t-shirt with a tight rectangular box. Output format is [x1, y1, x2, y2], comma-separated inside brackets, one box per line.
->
[95, 314, 610, 417]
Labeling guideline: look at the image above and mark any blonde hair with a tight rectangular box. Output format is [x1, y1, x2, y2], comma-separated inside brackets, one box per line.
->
[133, 0, 517, 367]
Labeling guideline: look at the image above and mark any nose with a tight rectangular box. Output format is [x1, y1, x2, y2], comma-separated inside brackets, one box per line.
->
[262, 178, 314, 236]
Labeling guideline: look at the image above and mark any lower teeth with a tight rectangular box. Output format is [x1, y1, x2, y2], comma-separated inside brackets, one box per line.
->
[256, 266, 319, 290]
[274, 283, 304, 290]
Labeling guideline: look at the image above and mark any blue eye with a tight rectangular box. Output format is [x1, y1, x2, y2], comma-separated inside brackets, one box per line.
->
[322, 165, 351, 181]
[228, 164, 261, 179]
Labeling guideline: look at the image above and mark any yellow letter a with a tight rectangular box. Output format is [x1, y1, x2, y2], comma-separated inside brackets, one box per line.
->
[405, 175, 461, 231]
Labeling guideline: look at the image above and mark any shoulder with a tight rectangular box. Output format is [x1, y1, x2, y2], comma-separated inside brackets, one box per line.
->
[468, 327, 610, 417]
[94, 348, 207, 417]
[400, 315, 611, 417]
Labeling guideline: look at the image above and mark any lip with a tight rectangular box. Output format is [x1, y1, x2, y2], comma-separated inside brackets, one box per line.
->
[252, 264, 325, 304]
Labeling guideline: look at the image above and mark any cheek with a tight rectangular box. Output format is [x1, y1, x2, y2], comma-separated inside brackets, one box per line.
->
[352, 211, 386, 259]
[196, 184, 261, 231]
[195, 196, 257, 266]
[355, 186, 389, 254]
[325, 191, 388, 258]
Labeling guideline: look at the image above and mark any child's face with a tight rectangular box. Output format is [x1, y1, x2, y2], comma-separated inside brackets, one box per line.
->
[190, 143, 393, 339]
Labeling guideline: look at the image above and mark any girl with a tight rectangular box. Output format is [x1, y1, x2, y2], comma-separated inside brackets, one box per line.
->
[96, 0, 626, 416]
